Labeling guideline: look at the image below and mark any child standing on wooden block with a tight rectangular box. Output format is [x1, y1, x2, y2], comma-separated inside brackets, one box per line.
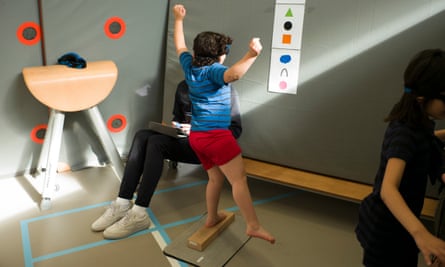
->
[173, 4, 275, 244]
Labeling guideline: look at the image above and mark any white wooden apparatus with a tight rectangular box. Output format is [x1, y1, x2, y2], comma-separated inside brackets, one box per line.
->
[22, 60, 124, 209]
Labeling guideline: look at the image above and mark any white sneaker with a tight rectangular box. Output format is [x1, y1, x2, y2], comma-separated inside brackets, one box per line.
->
[91, 201, 131, 232]
[103, 210, 150, 239]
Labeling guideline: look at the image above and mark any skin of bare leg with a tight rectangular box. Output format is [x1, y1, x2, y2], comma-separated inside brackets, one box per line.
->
[219, 154, 275, 244]
[205, 166, 227, 227]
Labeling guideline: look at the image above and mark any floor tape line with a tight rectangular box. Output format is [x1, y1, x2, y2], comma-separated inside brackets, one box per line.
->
[21, 183, 297, 266]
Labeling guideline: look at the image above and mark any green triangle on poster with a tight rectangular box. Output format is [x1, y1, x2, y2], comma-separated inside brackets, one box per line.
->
[285, 8, 293, 17]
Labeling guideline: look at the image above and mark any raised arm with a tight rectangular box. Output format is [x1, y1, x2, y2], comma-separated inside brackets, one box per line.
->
[173, 5, 188, 56]
[224, 38, 262, 83]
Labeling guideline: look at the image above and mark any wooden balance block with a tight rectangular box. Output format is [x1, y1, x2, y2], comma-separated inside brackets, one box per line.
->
[187, 211, 235, 251]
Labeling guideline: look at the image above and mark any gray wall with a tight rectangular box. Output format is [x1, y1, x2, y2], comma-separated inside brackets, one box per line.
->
[163, 0, 445, 190]
[40, 0, 168, 168]
[0, 0, 168, 177]
[1, 0, 445, 196]
[0, 0, 46, 176]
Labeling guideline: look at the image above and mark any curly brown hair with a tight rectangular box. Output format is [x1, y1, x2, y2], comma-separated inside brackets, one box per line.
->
[192, 31, 233, 67]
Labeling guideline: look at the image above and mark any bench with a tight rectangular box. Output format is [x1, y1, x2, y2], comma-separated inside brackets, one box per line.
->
[243, 157, 437, 220]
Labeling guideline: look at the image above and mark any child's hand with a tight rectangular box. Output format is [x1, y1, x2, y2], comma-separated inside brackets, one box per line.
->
[171, 121, 191, 135]
[249, 38, 262, 57]
[179, 123, 191, 135]
[416, 231, 445, 266]
[173, 4, 186, 20]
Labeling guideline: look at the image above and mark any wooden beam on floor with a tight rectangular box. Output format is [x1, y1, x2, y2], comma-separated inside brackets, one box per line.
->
[187, 211, 235, 251]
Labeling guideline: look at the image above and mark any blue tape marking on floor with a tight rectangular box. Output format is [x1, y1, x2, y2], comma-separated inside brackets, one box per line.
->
[21, 181, 208, 225]
[21, 181, 298, 266]
[31, 226, 166, 264]
[32, 239, 114, 263]
[146, 208, 173, 243]
[153, 180, 208, 195]
[20, 179, 209, 266]
[20, 220, 33, 267]
[161, 214, 203, 229]
[24, 201, 112, 223]
[146, 208, 171, 242]
[253, 192, 297, 205]
[146, 209, 188, 267]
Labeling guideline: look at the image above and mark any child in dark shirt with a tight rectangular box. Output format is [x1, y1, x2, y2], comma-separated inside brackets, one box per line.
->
[356, 49, 445, 266]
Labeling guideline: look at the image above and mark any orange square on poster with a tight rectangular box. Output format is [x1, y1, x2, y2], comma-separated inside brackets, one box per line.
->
[282, 34, 292, 44]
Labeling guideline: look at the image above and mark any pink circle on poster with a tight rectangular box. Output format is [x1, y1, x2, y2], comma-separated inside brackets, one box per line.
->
[279, 81, 287, 90]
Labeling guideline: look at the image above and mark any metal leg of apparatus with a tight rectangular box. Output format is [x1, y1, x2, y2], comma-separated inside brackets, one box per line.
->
[36, 115, 52, 175]
[84, 106, 124, 180]
[40, 109, 65, 210]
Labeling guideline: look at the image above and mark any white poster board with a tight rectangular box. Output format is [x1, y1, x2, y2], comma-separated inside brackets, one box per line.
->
[268, 1, 305, 94]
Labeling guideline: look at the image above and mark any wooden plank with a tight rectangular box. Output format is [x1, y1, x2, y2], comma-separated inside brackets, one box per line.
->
[423, 198, 438, 220]
[243, 158, 437, 220]
[163, 213, 249, 266]
[187, 211, 235, 251]
[243, 158, 371, 201]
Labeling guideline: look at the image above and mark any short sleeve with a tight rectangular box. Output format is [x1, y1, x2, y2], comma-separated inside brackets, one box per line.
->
[179, 52, 193, 76]
[384, 125, 416, 163]
[208, 63, 228, 86]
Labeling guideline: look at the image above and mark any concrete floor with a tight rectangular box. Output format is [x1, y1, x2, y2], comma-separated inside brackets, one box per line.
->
[0, 162, 432, 266]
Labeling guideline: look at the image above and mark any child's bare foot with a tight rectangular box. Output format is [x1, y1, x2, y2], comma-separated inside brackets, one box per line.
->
[247, 225, 276, 244]
[205, 212, 227, 227]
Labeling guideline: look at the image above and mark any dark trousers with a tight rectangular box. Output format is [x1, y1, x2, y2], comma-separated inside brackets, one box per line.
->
[118, 129, 200, 207]
[363, 248, 418, 267]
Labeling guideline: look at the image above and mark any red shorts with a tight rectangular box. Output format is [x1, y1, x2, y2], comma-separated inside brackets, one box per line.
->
[189, 129, 241, 170]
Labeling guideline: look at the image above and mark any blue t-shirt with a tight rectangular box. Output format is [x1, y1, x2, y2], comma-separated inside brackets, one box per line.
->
[179, 52, 231, 132]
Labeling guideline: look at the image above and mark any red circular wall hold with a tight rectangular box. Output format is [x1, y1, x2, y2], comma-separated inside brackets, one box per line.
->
[30, 124, 47, 144]
[104, 16, 126, 39]
[107, 114, 127, 133]
[17, 22, 41, 46]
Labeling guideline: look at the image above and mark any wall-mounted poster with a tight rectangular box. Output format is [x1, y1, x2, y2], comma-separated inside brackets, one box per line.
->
[268, 0, 305, 94]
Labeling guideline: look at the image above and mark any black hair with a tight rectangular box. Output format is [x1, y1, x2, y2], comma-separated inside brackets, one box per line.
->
[192, 31, 233, 67]
[385, 49, 445, 127]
